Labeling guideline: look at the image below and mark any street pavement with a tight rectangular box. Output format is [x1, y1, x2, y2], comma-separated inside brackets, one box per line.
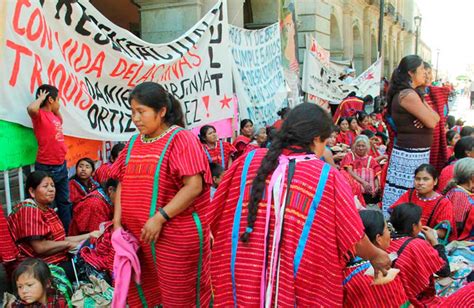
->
[449, 94, 474, 126]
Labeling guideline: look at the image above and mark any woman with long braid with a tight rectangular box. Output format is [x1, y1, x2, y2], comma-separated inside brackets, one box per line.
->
[209, 103, 391, 306]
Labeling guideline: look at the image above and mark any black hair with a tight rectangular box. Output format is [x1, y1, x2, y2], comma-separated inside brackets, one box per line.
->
[75, 157, 95, 173]
[277, 107, 290, 119]
[356, 111, 369, 125]
[13, 258, 51, 293]
[36, 84, 59, 108]
[210, 162, 224, 178]
[346, 91, 357, 98]
[331, 125, 340, 134]
[376, 132, 388, 145]
[105, 178, 119, 191]
[129, 82, 185, 127]
[454, 136, 474, 159]
[359, 210, 385, 243]
[387, 55, 424, 115]
[363, 95, 374, 104]
[337, 117, 349, 126]
[370, 112, 377, 117]
[414, 163, 439, 180]
[110, 143, 125, 161]
[25, 171, 53, 198]
[361, 129, 375, 139]
[446, 115, 456, 129]
[446, 130, 459, 145]
[240, 103, 332, 242]
[390, 202, 422, 235]
[240, 119, 253, 131]
[460, 126, 474, 137]
[423, 61, 432, 70]
[199, 125, 216, 144]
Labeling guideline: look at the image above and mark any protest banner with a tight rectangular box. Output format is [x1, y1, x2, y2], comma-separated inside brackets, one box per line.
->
[64, 136, 102, 168]
[302, 35, 381, 103]
[0, 0, 233, 141]
[229, 23, 287, 130]
[280, 0, 301, 107]
[0, 120, 37, 171]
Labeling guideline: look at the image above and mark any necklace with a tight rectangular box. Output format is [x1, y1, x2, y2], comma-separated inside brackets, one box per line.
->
[141, 125, 176, 143]
[416, 190, 439, 201]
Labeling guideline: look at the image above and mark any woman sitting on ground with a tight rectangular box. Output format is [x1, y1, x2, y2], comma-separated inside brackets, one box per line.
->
[69, 179, 118, 236]
[199, 125, 236, 170]
[438, 136, 474, 193]
[233, 119, 254, 159]
[246, 127, 268, 152]
[343, 210, 409, 308]
[8, 171, 100, 281]
[443, 157, 474, 240]
[341, 135, 382, 205]
[93, 143, 125, 184]
[336, 117, 356, 146]
[69, 157, 100, 207]
[389, 202, 450, 307]
[446, 130, 461, 159]
[391, 164, 457, 242]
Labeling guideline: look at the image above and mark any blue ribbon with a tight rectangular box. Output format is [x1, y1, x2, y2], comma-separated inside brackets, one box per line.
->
[342, 262, 371, 286]
[293, 163, 330, 277]
[230, 150, 256, 306]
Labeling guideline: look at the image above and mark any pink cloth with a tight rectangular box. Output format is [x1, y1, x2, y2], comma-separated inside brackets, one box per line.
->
[111, 228, 141, 308]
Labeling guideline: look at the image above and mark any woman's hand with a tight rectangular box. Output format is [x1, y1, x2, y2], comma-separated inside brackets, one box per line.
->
[89, 230, 103, 239]
[369, 249, 392, 278]
[141, 213, 166, 244]
[421, 226, 439, 246]
[413, 119, 424, 128]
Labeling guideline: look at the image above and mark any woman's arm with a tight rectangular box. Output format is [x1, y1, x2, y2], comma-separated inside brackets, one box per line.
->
[113, 182, 122, 230]
[141, 174, 203, 244]
[355, 235, 391, 277]
[66, 231, 100, 243]
[30, 239, 74, 256]
[400, 91, 440, 128]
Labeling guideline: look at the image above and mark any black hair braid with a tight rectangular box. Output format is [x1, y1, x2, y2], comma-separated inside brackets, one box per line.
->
[240, 135, 285, 242]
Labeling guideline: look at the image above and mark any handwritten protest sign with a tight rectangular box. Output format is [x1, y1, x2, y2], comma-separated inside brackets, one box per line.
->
[0, 0, 233, 141]
[64, 136, 102, 168]
[229, 23, 287, 129]
[302, 35, 381, 103]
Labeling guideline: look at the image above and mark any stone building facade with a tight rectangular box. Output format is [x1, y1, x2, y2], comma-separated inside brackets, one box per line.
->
[94, 0, 432, 78]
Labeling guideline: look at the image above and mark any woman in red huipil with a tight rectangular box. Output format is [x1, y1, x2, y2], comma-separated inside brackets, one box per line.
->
[69, 158, 100, 207]
[199, 125, 236, 170]
[110, 82, 212, 307]
[341, 135, 382, 205]
[233, 119, 254, 159]
[437, 136, 474, 193]
[336, 117, 357, 146]
[93, 143, 125, 184]
[69, 179, 117, 236]
[343, 210, 408, 308]
[209, 103, 391, 306]
[0, 204, 19, 265]
[388, 203, 451, 307]
[443, 157, 474, 240]
[391, 164, 457, 242]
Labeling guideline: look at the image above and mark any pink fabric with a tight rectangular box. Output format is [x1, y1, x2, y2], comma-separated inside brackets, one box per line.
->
[111, 228, 141, 308]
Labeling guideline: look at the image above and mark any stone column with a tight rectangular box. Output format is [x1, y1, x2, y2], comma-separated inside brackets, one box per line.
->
[388, 26, 394, 75]
[363, 10, 371, 69]
[135, 0, 203, 43]
[342, 3, 353, 60]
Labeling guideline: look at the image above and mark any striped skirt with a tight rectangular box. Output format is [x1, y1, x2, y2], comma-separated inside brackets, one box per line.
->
[382, 146, 430, 217]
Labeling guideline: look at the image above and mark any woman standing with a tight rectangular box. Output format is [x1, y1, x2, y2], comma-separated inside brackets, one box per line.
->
[210, 103, 390, 306]
[199, 125, 236, 170]
[233, 119, 254, 159]
[382, 55, 440, 215]
[110, 82, 212, 307]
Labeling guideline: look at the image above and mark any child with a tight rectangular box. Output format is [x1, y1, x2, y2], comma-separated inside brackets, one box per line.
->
[446, 130, 461, 158]
[94, 143, 125, 184]
[10, 258, 67, 307]
[69, 157, 100, 207]
[28, 85, 71, 232]
[210, 163, 224, 200]
[356, 112, 376, 133]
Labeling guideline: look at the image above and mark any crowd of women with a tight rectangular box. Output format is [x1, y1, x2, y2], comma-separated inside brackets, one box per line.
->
[0, 54, 473, 307]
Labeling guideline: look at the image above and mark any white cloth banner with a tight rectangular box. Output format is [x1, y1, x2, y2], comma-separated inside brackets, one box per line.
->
[229, 23, 288, 129]
[0, 0, 233, 141]
[302, 36, 381, 103]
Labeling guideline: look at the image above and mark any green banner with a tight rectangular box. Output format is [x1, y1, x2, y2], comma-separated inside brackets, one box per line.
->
[0, 120, 37, 171]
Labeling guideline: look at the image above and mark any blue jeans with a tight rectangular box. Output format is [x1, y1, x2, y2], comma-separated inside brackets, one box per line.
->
[34, 161, 72, 233]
